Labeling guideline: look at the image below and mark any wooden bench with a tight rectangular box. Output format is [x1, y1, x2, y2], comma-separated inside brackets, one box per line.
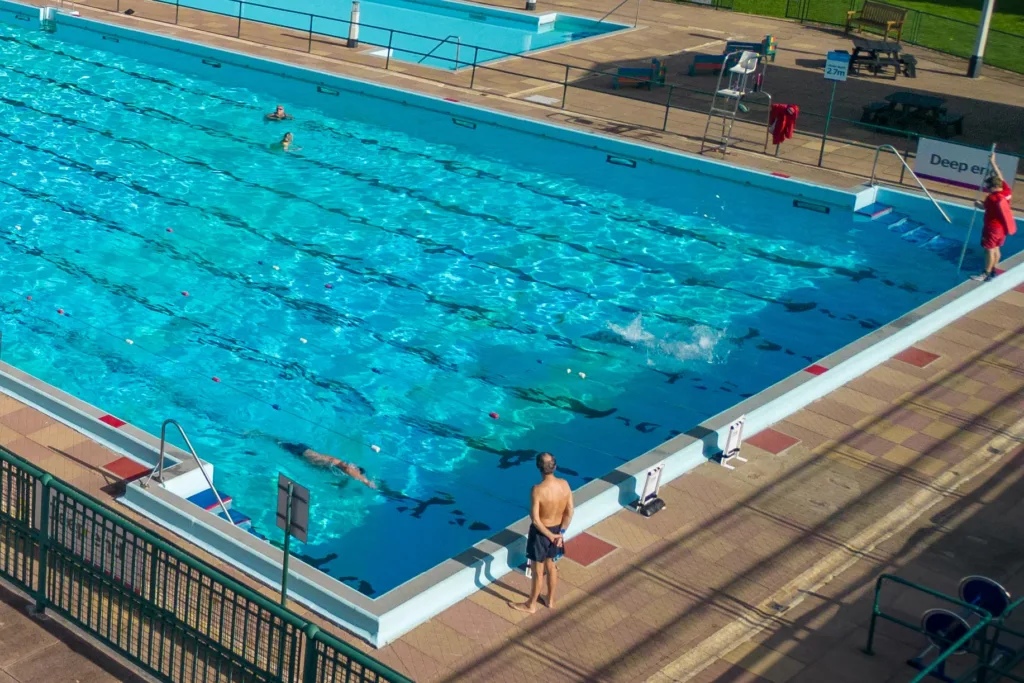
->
[845, 1, 907, 42]
[613, 58, 667, 89]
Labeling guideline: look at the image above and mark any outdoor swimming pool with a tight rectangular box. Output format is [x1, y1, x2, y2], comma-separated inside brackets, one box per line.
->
[171, 0, 624, 69]
[0, 17, 994, 600]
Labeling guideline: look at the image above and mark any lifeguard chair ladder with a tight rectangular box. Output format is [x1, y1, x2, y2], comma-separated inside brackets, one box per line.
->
[700, 51, 761, 155]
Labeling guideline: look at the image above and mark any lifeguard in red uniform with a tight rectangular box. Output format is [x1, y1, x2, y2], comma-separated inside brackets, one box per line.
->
[971, 152, 1016, 282]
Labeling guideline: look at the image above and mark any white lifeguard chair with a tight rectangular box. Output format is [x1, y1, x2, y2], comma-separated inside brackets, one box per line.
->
[720, 415, 748, 469]
[700, 51, 761, 155]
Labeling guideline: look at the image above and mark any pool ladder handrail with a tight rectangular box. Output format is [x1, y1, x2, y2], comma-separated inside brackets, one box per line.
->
[418, 34, 461, 67]
[595, 0, 637, 25]
[870, 144, 952, 224]
[57, 0, 78, 14]
[141, 419, 235, 526]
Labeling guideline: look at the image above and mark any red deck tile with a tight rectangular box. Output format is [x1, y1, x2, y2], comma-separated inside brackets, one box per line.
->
[893, 347, 940, 368]
[804, 364, 828, 375]
[98, 414, 127, 428]
[746, 428, 800, 454]
[563, 532, 617, 567]
[103, 456, 151, 481]
[1014, 282, 1024, 293]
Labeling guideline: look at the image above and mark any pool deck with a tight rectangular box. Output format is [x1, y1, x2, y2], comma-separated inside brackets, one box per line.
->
[2, 0, 1024, 681]
[2, 285, 1024, 681]
[17, 0, 1024, 209]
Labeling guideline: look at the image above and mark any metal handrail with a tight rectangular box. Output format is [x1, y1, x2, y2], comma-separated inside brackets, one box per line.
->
[595, 0, 631, 23]
[418, 34, 460, 66]
[142, 419, 234, 525]
[870, 144, 952, 223]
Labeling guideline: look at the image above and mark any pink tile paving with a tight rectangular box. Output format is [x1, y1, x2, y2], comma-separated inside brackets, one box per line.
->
[746, 428, 801, 454]
[893, 347, 941, 368]
[563, 532, 617, 567]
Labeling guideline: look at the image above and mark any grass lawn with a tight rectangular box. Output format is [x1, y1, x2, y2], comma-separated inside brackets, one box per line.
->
[719, 0, 1024, 71]
[887, 0, 1024, 36]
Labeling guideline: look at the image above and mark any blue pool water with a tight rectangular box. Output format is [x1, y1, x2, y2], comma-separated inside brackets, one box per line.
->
[0, 22, 976, 596]
[172, 0, 623, 69]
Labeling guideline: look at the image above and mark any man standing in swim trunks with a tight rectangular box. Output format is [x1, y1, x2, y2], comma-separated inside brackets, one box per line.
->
[971, 152, 1014, 282]
[510, 452, 574, 614]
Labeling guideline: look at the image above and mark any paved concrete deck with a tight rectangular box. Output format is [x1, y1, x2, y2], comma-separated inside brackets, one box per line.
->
[0, 582, 147, 683]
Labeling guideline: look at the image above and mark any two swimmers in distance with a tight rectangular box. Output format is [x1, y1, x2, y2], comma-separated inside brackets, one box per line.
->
[266, 105, 299, 152]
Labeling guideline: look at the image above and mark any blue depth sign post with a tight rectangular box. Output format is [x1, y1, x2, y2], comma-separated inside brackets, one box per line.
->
[819, 50, 850, 166]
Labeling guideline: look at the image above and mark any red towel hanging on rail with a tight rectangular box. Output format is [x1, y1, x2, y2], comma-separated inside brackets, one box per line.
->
[768, 103, 799, 146]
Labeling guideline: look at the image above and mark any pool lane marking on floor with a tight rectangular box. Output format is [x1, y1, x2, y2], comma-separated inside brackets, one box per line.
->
[647, 413, 1024, 683]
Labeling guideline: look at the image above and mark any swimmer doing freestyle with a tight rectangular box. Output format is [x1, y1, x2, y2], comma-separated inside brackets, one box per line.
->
[279, 441, 376, 489]
[246, 431, 375, 489]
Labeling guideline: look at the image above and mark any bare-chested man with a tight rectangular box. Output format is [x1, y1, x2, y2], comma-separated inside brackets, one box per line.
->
[510, 452, 574, 613]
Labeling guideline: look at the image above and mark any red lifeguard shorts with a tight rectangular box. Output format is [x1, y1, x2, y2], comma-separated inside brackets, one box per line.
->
[981, 226, 1006, 250]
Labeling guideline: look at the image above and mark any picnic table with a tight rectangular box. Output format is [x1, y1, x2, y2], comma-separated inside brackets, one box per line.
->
[860, 91, 964, 138]
[850, 37, 917, 78]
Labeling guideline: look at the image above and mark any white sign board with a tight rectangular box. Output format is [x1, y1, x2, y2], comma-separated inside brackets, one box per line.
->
[915, 138, 1018, 190]
[824, 50, 849, 82]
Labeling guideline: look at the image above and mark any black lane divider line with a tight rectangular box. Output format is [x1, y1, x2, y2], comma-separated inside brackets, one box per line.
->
[0, 224, 628, 481]
[3, 119, 816, 414]
[1, 61, 898, 355]
[0, 34, 260, 109]
[8, 33, 910, 302]
[0, 298, 536, 530]
[39, 72, 836, 323]
[0, 91, 834, 379]
[0, 176, 640, 439]
[0, 55, 904, 318]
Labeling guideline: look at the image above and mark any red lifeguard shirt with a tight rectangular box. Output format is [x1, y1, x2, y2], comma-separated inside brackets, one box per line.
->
[983, 181, 1013, 235]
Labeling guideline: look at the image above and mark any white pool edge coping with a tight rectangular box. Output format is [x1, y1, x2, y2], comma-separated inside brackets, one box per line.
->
[0, 0, 1022, 647]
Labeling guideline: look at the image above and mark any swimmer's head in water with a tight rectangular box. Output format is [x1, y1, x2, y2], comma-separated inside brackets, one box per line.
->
[276, 105, 285, 115]
[536, 451, 556, 475]
[283, 132, 293, 143]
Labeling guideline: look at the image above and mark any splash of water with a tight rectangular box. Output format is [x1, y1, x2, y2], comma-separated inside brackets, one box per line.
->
[608, 315, 725, 364]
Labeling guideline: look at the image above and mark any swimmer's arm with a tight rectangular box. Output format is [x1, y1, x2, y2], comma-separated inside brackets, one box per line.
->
[529, 487, 558, 542]
[990, 152, 1005, 184]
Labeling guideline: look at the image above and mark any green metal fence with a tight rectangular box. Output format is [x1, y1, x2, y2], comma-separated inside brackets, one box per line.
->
[0, 445, 412, 683]
[865, 574, 1024, 683]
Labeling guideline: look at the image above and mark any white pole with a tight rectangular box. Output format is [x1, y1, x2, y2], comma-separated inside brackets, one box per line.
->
[347, 0, 360, 48]
[968, 0, 996, 77]
[957, 143, 997, 273]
